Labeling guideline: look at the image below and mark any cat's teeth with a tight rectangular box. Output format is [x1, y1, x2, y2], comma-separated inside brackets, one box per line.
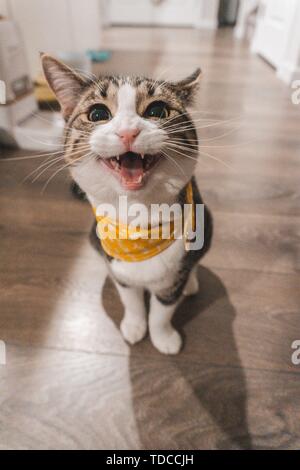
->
[137, 175, 143, 183]
[111, 158, 118, 168]
[141, 154, 144, 159]
[116, 155, 120, 161]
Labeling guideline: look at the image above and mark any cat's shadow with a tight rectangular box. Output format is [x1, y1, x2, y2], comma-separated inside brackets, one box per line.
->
[102, 266, 252, 449]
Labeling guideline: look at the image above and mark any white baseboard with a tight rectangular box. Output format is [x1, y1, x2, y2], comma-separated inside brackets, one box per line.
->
[194, 19, 218, 30]
[277, 62, 300, 85]
[234, 25, 245, 39]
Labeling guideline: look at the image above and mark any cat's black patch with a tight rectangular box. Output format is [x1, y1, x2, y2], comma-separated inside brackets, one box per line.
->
[89, 221, 112, 260]
[99, 81, 109, 98]
[156, 177, 213, 306]
[71, 181, 87, 201]
[146, 82, 155, 97]
[106, 76, 120, 88]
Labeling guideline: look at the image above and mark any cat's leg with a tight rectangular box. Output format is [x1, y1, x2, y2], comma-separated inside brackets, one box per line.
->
[183, 266, 199, 296]
[149, 294, 182, 355]
[115, 283, 147, 345]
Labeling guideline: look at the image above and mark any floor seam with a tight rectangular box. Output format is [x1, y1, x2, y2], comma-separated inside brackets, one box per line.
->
[4, 340, 300, 377]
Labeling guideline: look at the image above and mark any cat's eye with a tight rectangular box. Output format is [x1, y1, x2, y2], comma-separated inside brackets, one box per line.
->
[144, 101, 169, 119]
[88, 104, 111, 122]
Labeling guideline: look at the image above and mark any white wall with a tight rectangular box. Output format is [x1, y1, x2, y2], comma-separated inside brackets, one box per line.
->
[234, 0, 259, 39]
[108, 0, 219, 29]
[2, 0, 103, 78]
[0, 0, 9, 16]
[276, 2, 300, 83]
[196, 0, 219, 29]
[251, 0, 300, 84]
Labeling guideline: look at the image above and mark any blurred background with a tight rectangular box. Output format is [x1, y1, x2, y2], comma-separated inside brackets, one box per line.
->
[1, 0, 300, 149]
[2, 0, 300, 78]
[1, 0, 300, 79]
[0, 0, 300, 450]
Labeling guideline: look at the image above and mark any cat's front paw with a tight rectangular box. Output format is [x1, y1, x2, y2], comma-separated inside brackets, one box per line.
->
[120, 316, 147, 345]
[151, 327, 182, 355]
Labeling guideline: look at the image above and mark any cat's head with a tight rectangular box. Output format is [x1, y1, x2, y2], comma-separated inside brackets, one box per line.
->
[42, 54, 201, 205]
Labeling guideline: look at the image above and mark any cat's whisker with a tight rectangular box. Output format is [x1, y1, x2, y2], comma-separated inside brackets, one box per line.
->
[75, 69, 107, 97]
[167, 140, 199, 149]
[199, 140, 255, 149]
[165, 143, 233, 169]
[38, 152, 91, 189]
[28, 156, 66, 184]
[0, 152, 62, 162]
[163, 115, 241, 132]
[169, 137, 255, 151]
[27, 145, 91, 183]
[1, 141, 91, 163]
[164, 122, 227, 134]
[41, 152, 94, 193]
[198, 148, 233, 169]
[155, 75, 175, 90]
[166, 142, 199, 154]
[163, 123, 224, 135]
[163, 127, 197, 134]
[17, 134, 66, 149]
[161, 150, 187, 179]
[0, 144, 80, 161]
[166, 108, 237, 120]
[22, 154, 62, 182]
[164, 145, 199, 162]
[62, 143, 92, 153]
[168, 124, 244, 144]
[64, 129, 92, 138]
[24, 141, 89, 181]
[149, 67, 173, 92]
[162, 115, 220, 128]
[31, 113, 92, 138]
[27, 109, 93, 138]
[161, 112, 224, 129]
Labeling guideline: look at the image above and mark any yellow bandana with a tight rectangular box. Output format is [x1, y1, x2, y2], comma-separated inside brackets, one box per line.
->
[93, 182, 195, 262]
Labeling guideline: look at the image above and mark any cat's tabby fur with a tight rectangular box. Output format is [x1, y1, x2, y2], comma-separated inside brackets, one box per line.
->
[42, 55, 212, 354]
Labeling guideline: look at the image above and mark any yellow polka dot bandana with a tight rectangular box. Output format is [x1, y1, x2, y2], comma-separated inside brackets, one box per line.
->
[93, 182, 195, 262]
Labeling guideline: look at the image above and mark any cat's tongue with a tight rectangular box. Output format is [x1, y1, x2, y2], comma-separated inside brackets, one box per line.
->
[120, 152, 144, 189]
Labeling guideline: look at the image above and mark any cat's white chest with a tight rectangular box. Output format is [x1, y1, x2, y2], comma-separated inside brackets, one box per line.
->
[110, 237, 185, 292]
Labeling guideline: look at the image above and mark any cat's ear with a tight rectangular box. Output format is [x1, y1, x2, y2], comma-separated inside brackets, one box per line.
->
[41, 54, 87, 120]
[172, 68, 202, 105]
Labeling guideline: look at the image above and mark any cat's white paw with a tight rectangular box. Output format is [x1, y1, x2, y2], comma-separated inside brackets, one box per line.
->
[120, 316, 147, 345]
[151, 328, 182, 355]
[183, 272, 199, 296]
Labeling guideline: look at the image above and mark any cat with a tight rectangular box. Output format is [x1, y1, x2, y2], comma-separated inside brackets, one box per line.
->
[41, 54, 213, 354]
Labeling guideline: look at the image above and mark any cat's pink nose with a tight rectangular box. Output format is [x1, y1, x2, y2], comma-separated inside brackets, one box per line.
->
[118, 129, 140, 148]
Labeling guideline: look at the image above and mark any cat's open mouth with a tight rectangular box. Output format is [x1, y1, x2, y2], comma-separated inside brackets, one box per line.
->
[100, 151, 160, 190]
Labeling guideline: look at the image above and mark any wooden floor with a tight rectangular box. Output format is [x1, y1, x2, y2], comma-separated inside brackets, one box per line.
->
[0, 27, 300, 450]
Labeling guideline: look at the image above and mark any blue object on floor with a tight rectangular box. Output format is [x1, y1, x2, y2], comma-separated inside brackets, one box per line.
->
[86, 50, 111, 63]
